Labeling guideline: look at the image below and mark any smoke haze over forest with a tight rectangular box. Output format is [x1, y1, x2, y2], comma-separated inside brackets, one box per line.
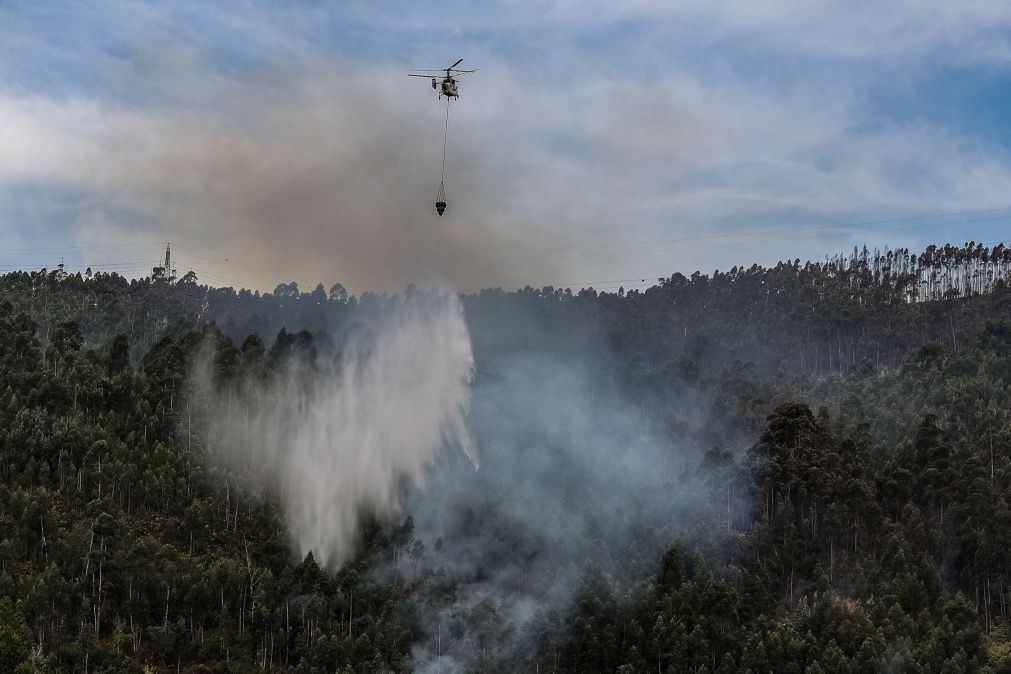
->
[3, 2, 1011, 672]
[2, 243, 1011, 669]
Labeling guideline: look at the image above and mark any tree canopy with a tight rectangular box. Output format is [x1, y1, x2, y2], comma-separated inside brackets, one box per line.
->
[0, 241, 1010, 671]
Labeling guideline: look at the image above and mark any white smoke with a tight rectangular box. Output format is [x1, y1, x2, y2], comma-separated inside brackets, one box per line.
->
[202, 292, 475, 568]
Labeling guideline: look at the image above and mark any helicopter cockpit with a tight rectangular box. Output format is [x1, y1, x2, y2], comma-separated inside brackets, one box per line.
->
[441, 77, 458, 99]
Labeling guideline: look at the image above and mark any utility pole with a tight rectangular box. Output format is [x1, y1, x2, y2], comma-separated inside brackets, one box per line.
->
[164, 243, 176, 282]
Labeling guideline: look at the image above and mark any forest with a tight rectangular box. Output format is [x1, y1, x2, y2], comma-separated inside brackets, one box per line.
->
[1, 240, 1010, 672]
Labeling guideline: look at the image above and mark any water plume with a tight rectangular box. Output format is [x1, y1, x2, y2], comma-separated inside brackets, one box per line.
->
[201, 292, 475, 568]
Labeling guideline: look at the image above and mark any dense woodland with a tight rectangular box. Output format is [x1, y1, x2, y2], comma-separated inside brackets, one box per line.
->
[1, 240, 1011, 672]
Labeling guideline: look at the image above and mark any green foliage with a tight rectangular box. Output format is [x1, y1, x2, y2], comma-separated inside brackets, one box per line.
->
[0, 244, 1009, 670]
[0, 598, 32, 673]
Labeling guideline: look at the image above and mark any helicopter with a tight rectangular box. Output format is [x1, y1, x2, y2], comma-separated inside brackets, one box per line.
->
[408, 58, 478, 100]
[408, 59, 478, 216]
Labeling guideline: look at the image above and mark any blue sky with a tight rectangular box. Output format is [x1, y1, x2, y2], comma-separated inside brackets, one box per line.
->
[2, 1, 1011, 292]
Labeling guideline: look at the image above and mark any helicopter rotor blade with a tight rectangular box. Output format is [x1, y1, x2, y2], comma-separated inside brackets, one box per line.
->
[449, 69, 478, 74]
[449, 58, 464, 69]
[408, 73, 436, 77]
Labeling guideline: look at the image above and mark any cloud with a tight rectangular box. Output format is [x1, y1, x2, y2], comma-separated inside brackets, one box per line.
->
[1, 1, 1011, 292]
[488, 0, 1011, 63]
[0, 61, 573, 292]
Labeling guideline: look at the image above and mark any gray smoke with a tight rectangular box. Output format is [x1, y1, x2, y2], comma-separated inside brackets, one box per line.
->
[397, 348, 699, 671]
[190, 288, 709, 670]
[199, 292, 476, 568]
[0, 57, 569, 293]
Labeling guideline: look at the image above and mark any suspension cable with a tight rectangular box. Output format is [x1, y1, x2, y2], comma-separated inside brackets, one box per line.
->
[440, 97, 450, 187]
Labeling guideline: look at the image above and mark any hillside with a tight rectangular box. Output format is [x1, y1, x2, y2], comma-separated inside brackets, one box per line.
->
[1, 242, 1010, 672]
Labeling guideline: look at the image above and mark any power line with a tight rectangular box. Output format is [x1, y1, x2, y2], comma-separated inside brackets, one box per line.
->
[3, 203, 1011, 293]
[127, 208, 1011, 289]
[525, 238, 1011, 291]
[0, 242, 169, 254]
[502, 213, 1011, 263]
[0, 251, 270, 293]
[497, 204, 1011, 257]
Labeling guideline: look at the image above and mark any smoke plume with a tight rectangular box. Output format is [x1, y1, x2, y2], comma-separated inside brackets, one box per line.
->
[398, 348, 699, 671]
[186, 283, 715, 669]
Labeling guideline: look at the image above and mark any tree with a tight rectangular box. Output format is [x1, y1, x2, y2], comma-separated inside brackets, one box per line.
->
[108, 334, 131, 375]
[329, 283, 349, 303]
[0, 598, 31, 672]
